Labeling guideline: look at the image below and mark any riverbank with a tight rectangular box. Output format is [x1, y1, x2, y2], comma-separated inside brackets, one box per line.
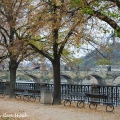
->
[0, 96, 120, 120]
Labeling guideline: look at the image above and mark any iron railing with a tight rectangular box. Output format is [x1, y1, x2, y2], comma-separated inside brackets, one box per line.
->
[0, 82, 6, 93]
[0, 82, 120, 106]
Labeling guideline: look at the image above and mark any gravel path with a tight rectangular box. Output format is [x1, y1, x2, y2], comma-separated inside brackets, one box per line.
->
[0, 96, 120, 120]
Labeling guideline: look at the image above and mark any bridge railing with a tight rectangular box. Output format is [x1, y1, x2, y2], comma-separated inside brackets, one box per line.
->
[0, 82, 120, 106]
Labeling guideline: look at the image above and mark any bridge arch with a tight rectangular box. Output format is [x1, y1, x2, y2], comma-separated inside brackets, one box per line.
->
[60, 74, 73, 84]
[113, 76, 120, 85]
[24, 73, 40, 83]
[16, 73, 40, 83]
[84, 74, 105, 85]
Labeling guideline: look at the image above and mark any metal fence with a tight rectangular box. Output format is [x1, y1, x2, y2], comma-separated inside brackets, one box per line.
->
[0, 82, 120, 106]
[0, 82, 6, 93]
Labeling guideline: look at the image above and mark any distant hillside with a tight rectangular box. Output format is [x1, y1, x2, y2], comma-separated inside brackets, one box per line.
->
[79, 42, 120, 70]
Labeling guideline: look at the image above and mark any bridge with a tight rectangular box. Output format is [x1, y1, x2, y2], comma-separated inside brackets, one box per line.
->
[0, 69, 120, 85]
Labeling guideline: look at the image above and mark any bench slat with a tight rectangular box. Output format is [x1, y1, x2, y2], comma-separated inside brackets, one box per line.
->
[86, 93, 108, 99]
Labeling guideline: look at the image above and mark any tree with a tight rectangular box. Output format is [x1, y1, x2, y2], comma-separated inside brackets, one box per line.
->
[28, 0, 89, 105]
[0, 0, 35, 97]
[97, 59, 111, 65]
[71, 0, 120, 37]
[92, 0, 120, 35]
[70, 0, 120, 66]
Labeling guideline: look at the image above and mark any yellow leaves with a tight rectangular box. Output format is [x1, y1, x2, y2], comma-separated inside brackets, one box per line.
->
[34, 36, 41, 41]
[74, 31, 83, 45]
[56, 1, 62, 7]
[97, 59, 111, 65]
[9, 47, 18, 54]
[28, 0, 33, 2]
[62, 49, 70, 55]
[9, 39, 22, 48]
[29, 38, 51, 51]
[8, 40, 29, 58]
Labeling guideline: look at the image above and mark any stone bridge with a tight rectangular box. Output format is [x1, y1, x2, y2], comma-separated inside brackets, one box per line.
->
[1, 70, 120, 85]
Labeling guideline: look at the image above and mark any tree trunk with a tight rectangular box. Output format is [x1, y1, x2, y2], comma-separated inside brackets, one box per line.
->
[9, 61, 18, 98]
[52, 58, 61, 105]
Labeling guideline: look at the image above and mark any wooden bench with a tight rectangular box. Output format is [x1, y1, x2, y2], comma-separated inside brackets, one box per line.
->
[86, 93, 114, 112]
[23, 90, 41, 102]
[14, 89, 41, 102]
[14, 89, 25, 99]
[63, 92, 86, 108]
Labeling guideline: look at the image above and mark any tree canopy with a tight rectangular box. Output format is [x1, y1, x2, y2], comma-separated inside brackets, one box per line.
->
[0, 0, 37, 97]
[71, 0, 120, 37]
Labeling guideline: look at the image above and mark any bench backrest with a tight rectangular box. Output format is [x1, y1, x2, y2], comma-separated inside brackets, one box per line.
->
[14, 89, 24, 92]
[86, 93, 108, 99]
[28, 90, 40, 94]
[70, 92, 86, 97]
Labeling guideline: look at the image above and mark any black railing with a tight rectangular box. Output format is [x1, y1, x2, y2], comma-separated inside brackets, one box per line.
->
[0, 82, 6, 93]
[45, 84, 120, 106]
[0, 82, 120, 106]
[15, 83, 41, 90]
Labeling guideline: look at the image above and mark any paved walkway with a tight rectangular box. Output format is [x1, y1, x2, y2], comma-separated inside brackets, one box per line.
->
[0, 97, 120, 120]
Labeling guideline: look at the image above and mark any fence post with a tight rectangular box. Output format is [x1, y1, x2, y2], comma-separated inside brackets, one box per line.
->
[40, 83, 52, 104]
[91, 84, 100, 101]
[5, 81, 10, 95]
